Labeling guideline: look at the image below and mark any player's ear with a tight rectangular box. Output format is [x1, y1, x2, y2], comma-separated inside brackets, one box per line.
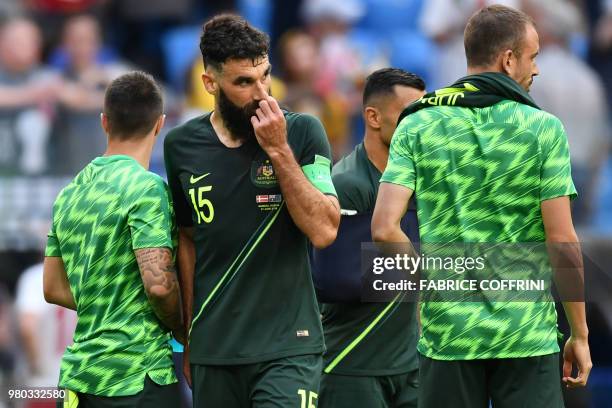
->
[100, 112, 110, 134]
[501, 49, 514, 76]
[153, 114, 166, 137]
[202, 70, 218, 95]
[364, 106, 381, 130]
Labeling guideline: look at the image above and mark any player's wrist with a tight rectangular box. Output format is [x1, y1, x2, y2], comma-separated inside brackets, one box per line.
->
[265, 143, 292, 160]
[569, 331, 589, 341]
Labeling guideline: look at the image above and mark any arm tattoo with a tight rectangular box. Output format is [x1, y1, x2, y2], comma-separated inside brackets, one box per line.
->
[135, 248, 179, 293]
[134, 248, 183, 333]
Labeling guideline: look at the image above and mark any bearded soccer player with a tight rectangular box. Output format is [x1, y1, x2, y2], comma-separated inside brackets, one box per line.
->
[43, 72, 183, 407]
[163, 15, 340, 407]
[372, 5, 591, 408]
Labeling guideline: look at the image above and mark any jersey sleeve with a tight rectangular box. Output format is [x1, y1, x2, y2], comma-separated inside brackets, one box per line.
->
[128, 177, 175, 250]
[380, 118, 417, 190]
[45, 204, 61, 257]
[164, 130, 194, 227]
[293, 114, 337, 197]
[539, 118, 577, 201]
[332, 172, 371, 214]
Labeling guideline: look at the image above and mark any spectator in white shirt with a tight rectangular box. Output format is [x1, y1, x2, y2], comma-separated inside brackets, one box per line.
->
[15, 263, 77, 388]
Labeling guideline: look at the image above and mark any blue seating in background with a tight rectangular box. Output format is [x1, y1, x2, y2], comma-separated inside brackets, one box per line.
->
[160, 26, 201, 92]
[357, 0, 424, 33]
[388, 29, 435, 86]
[347, 28, 386, 66]
[237, 0, 271, 33]
[347, 27, 435, 87]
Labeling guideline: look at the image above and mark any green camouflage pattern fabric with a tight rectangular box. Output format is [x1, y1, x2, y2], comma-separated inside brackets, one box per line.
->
[45, 155, 178, 396]
[380, 100, 576, 360]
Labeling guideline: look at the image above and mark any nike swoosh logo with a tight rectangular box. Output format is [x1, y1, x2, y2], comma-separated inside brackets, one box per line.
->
[190, 173, 210, 184]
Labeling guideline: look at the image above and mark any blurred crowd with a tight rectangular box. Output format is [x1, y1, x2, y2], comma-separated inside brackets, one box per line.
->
[0, 0, 611, 407]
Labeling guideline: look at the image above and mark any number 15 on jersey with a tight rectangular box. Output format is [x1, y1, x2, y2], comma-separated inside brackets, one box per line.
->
[188, 186, 214, 224]
[298, 389, 317, 408]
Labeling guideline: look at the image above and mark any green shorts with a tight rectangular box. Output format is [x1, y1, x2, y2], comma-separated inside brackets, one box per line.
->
[319, 369, 418, 408]
[419, 353, 564, 408]
[58, 375, 179, 408]
[191, 354, 322, 408]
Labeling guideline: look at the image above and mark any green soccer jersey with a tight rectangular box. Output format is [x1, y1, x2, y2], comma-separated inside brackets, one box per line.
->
[321, 143, 419, 376]
[45, 155, 178, 396]
[381, 100, 577, 360]
[164, 111, 336, 365]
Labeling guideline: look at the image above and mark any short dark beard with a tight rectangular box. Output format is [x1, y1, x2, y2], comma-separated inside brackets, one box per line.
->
[217, 88, 261, 142]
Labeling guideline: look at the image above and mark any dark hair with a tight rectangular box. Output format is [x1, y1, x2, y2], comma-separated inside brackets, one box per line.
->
[103, 71, 163, 140]
[363, 68, 425, 106]
[200, 14, 269, 72]
[464, 5, 535, 68]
